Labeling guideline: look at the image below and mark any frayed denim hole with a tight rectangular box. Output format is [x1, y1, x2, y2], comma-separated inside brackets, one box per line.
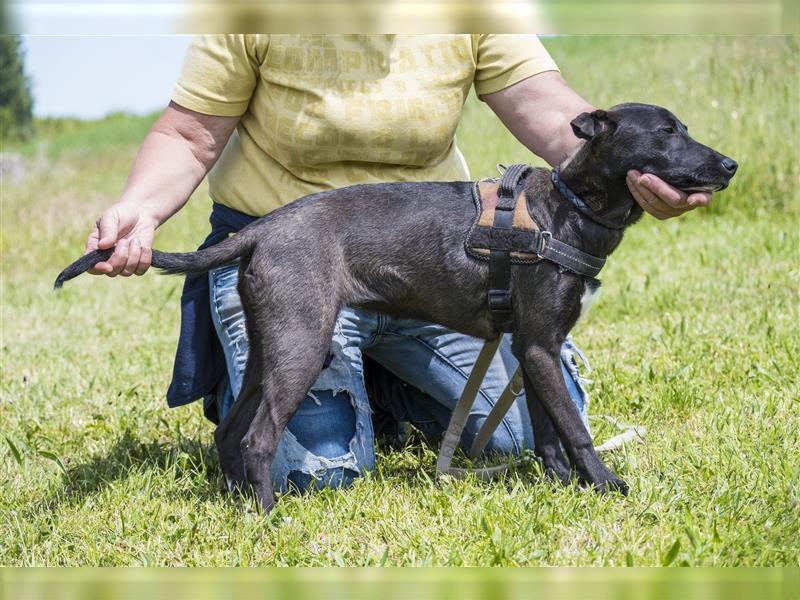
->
[286, 467, 359, 493]
[285, 389, 357, 458]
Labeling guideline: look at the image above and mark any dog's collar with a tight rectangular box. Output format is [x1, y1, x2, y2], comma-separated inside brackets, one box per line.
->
[551, 167, 627, 231]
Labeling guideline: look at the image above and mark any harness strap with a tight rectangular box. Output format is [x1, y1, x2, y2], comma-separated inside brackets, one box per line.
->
[487, 164, 533, 333]
[487, 250, 513, 331]
[537, 232, 606, 278]
[481, 228, 606, 278]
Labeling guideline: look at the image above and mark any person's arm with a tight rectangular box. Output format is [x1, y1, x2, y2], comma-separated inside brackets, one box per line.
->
[85, 101, 240, 276]
[481, 71, 713, 219]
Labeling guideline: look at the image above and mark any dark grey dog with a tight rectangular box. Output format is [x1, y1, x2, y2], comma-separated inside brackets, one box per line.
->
[56, 103, 737, 512]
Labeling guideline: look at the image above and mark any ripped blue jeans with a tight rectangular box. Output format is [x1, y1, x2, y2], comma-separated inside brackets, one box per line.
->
[209, 263, 591, 493]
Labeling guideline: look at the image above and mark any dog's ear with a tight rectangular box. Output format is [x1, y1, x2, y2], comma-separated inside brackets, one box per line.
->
[570, 110, 611, 141]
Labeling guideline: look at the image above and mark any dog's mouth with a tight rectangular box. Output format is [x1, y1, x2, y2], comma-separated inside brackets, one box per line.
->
[668, 174, 731, 195]
[678, 182, 728, 194]
[643, 169, 731, 196]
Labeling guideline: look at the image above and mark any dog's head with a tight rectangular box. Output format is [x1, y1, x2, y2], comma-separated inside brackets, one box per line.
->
[570, 103, 737, 194]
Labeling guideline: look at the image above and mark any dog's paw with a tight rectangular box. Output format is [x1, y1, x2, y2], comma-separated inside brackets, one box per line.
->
[241, 468, 276, 514]
[595, 474, 629, 496]
[254, 485, 276, 514]
[539, 450, 573, 485]
[585, 468, 629, 496]
[216, 439, 246, 493]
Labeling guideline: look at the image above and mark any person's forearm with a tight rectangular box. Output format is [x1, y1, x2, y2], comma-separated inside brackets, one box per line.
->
[118, 129, 208, 226]
[482, 71, 594, 167]
[118, 101, 240, 226]
[516, 101, 594, 167]
[496, 86, 593, 167]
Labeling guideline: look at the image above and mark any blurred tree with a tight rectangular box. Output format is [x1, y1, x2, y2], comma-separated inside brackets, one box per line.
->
[0, 35, 34, 140]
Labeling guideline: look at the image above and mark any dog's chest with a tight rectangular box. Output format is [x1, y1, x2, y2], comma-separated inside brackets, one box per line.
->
[578, 280, 601, 322]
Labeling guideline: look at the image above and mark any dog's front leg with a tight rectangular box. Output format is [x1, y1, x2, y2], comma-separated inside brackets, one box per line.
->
[521, 344, 628, 495]
[522, 370, 572, 484]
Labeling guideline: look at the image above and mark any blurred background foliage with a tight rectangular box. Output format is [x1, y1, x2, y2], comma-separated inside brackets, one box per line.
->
[0, 35, 33, 140]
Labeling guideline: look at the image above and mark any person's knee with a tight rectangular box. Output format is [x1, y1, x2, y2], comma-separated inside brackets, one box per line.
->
[287, 389, 357, 457]
[276, 385, 374, 494]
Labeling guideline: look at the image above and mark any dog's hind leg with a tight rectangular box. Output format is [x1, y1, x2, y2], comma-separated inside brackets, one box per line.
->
[214, 344, 263, 491]
[217, 255, 342, 512]
[213, 258, 272, 492]
[241, 324, 338, 512]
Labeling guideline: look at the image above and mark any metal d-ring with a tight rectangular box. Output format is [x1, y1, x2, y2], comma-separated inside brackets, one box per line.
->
[536, 230, 552, 257]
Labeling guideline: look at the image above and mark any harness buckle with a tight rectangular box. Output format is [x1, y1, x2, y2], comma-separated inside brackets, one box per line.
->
[488, 289, 512, 311]
[536, 231, 552, 257]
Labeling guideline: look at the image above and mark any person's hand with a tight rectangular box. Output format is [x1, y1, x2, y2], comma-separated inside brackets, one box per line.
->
[84, 202, 159, 276]
[627, 170, 712, 220]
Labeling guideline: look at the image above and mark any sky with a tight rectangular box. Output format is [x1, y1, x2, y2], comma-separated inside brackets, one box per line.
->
[21, 36, 192, 119]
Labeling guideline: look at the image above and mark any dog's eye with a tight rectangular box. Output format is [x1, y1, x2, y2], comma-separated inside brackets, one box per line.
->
[660, 127, 675, 134]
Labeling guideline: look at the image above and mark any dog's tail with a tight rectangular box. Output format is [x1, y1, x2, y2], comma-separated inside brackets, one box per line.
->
[53, 231, 256, 289]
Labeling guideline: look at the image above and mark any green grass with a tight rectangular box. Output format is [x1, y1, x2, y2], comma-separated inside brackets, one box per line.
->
[1, 36, 798, 566]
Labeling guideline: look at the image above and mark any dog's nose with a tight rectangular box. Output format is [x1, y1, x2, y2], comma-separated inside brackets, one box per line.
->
[721, 157, 738, 174]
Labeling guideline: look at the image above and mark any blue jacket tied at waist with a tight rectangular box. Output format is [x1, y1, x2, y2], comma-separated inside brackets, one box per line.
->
[166, 203, 257, 423]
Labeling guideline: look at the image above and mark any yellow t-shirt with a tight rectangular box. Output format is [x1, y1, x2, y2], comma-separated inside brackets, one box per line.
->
[172, 34, 559, 216]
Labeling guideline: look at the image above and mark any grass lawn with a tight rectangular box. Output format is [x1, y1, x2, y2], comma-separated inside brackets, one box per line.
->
[1, 35, 798, 566]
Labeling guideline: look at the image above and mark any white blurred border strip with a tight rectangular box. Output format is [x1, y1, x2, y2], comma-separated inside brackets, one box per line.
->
[10, 3, 185, 35]
[8, 1, 793, 34]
